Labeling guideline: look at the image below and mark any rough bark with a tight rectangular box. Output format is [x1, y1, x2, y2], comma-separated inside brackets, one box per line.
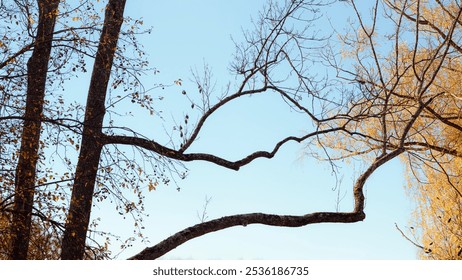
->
[129, 211, 366, 260]
[60, 0, 126, 260]
[9, 0, 60, 260]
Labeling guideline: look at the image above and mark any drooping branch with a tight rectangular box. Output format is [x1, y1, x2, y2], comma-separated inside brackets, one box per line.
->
[395, 223, 425, 250]
[103, 127, 345, 171]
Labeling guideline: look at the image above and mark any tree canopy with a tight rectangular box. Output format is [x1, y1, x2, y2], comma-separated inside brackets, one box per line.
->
[1, 0, 462, 260]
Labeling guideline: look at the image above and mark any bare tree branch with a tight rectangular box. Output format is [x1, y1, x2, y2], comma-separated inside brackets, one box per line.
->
[103, 127, 345, 171]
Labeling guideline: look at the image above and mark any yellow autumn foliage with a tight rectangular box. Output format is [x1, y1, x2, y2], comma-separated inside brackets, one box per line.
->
[326, 0, 462, 259]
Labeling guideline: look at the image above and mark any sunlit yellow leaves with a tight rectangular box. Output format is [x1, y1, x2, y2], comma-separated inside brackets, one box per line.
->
[333, 0, 462, 260]
[411, 155, 462, 259]
[416, 2, 462, 32]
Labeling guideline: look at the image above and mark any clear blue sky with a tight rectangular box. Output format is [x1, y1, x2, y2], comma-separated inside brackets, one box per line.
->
[87, 0, 419, 259]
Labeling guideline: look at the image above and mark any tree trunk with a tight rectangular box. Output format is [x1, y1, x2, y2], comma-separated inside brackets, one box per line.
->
[60, 0, 126, 260]
[9, 0, 60, 260]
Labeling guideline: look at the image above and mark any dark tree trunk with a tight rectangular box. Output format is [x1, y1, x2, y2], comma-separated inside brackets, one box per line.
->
[9, 0, 60, 260]
[60, 0, 126, 260]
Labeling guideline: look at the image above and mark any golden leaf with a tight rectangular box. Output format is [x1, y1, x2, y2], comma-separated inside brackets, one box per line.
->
[148, 180, 158, 192]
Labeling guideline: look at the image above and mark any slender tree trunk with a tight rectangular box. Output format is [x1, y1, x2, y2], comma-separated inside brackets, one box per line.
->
[60, 0, 126, 260]
[9, 0, 60, 260]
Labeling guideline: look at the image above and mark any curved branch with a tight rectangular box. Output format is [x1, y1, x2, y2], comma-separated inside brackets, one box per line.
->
[395, 223, 425, 250]
[128, 146, 403, 260]
[103, 127, 344, 171]
[179, 86, 267, 153]
[128, 211, 365, 260]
